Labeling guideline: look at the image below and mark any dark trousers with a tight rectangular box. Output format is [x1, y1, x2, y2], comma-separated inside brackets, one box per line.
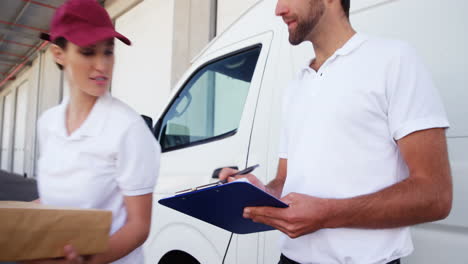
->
[278, 254, 401, 264]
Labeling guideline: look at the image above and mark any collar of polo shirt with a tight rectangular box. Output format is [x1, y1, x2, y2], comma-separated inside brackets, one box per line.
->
[50, 92, 112, 140]
[301, 33, 369, 76]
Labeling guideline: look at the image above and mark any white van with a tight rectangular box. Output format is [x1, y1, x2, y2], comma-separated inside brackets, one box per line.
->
[144, 0, 468, 263]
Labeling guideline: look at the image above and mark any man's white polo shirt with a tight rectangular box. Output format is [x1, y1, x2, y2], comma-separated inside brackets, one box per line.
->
[37, 92, 161, 264]
[278, 34, 449, 264]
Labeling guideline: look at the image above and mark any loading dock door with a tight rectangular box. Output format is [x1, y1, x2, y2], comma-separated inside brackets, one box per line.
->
[1, 91, 16, 171]
[13, 82, 29, 175]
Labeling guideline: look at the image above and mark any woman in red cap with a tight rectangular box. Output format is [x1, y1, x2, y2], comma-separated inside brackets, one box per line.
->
[29, 0, 161, 263]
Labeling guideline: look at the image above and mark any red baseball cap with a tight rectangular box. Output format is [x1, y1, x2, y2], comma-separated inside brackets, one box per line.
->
[41, 0, 131, 46]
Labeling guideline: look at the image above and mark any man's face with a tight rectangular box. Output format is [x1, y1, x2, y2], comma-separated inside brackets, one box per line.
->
[275, 0, 325, 45]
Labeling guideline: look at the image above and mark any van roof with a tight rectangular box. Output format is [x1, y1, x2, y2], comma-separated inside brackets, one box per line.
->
[192, 0, 282, 63]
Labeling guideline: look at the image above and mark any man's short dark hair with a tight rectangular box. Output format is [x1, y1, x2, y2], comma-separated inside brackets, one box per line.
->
[341, 0, 350, 18]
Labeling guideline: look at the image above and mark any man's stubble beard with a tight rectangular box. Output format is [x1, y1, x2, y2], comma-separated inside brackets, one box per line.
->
[289, 0, 325, 45]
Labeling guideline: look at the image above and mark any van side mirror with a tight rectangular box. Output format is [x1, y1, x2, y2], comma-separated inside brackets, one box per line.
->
[141, 115, 153, 130]
[154, 118, 162, 140]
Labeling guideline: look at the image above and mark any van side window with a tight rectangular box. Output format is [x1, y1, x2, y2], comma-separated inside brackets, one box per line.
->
[158, 46, 261, 152]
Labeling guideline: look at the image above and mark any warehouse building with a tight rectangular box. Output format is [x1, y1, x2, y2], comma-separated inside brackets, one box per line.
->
[0, 0, 258, 177]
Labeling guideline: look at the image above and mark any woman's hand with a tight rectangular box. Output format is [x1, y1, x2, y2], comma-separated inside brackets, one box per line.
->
[63, 245, 86, 264]
[20, 245, 89, 264]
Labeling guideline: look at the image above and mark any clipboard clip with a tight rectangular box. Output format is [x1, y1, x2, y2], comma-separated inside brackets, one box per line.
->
[175, 181, 223, 195]
[175, 164, 260, 195]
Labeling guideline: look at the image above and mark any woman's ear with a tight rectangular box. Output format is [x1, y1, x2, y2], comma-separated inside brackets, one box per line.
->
[50, 44, 65, 68]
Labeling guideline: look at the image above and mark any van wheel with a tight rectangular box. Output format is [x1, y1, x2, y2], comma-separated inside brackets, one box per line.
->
[158, 250, 200, 264]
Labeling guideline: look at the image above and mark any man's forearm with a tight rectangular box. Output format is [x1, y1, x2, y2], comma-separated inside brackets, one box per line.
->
[265, 178, 285, 199]
[324, 175, 452, 229]
[265, 158, 287, 199]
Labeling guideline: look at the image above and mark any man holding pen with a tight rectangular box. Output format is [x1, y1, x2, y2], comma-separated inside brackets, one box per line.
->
[219, 0, 452, 263]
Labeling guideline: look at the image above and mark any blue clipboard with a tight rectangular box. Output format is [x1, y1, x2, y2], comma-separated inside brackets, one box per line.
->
[158, 181, 288, 234]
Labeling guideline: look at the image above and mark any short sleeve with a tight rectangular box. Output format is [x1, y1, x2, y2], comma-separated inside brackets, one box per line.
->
[387, 43, 449, 140]
[116, 119, 161, 196]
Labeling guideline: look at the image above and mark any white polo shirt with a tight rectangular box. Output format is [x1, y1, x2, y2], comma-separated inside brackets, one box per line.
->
[37, 92, 161, 264]
[278, 33, 449, 264]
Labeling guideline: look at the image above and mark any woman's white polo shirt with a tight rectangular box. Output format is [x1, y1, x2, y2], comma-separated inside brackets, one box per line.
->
[37, 92, 161, 264]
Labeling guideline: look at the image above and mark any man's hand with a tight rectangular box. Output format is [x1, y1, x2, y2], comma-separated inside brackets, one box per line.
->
[243, 192, 330, 238]
[218, 167, 267, 192]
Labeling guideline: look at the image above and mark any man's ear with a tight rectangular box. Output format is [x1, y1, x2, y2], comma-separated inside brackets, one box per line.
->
[50, 44, 65, 68]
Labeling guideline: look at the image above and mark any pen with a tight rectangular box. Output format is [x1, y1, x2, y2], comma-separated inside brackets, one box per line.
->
[175, 164, 260, 195]
[219, 164, 260, 184]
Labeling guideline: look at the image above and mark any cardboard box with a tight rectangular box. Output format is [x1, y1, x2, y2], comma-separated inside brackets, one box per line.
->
[0, 201, 112, 261]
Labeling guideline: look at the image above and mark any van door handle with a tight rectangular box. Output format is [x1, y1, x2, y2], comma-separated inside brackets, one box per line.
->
[212, 166, 238, 179]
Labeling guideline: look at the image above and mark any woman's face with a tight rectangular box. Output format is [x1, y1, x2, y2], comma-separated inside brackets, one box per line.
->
[54, 39, 115, 97]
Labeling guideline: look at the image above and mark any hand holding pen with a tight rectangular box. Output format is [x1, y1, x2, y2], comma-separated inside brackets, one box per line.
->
[218, 164, 267, 192]
[219, 164, 260, 184]
[175, 164, 261, 195]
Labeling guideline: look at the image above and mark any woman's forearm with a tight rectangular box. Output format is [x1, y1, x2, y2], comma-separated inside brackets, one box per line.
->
[89, 220, 149, 264]
[89, 194, 152, 264]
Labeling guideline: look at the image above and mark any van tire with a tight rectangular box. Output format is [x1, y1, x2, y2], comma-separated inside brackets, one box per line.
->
[158, 250, 200, 264]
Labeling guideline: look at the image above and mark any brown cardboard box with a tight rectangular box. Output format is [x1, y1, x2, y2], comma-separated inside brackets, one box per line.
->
[0, 201, 112, 261]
